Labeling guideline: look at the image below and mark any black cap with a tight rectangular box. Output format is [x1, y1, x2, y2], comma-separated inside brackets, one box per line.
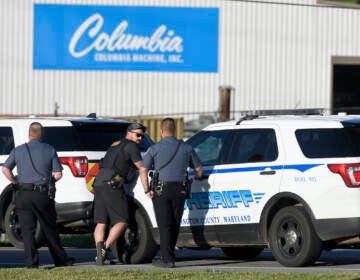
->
[126, 122, 146, 133]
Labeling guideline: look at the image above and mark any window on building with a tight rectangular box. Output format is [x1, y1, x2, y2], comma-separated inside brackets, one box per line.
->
[332, 57, 360, 114]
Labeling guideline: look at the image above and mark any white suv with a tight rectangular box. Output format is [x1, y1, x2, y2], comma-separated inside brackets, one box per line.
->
[118, 114, 360, 267]
[0, 116, 153, 249]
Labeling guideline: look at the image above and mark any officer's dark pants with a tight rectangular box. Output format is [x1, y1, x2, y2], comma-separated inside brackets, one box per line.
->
[16, 190, 68, 267]
[152, 182, 186, 263]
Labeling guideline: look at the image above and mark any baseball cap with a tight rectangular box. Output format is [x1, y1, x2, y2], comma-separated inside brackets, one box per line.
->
[126, 122, 146, 133]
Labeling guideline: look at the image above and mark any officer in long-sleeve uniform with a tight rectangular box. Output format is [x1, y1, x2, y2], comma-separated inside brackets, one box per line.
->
[140, 118, 202, 268]
[2, 122, 74, 268]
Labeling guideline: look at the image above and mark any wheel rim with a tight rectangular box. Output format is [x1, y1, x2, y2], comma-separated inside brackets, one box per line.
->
[9, 209, 22, 242]
[123, 224, 141, 254]
[276, 217, 303, 257]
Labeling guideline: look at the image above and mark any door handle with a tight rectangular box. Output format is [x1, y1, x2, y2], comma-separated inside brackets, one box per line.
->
[260, 170, 276, 175]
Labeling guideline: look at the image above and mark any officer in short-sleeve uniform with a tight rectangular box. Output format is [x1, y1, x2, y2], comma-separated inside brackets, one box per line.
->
[140, 118, 202, 268]
[2, 122, 74, 268]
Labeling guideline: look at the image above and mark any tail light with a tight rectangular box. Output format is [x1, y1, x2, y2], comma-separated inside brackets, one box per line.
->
[328, 163, 360, 188]
[60, 156, 88, 177]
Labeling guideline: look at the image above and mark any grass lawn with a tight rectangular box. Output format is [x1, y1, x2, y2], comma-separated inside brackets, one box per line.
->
[0, 233, 95, 248]
[60, 233, 95, 248]
[0, 269, 359, 280]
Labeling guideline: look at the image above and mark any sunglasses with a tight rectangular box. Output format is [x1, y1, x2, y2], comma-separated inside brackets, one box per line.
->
[130, 131, 144, 138]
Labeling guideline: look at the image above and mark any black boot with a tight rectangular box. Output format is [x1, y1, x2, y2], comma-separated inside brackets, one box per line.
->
[95, 242, 107, 265]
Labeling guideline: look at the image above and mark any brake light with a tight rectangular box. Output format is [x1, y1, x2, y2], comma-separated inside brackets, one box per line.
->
[60, 156, 88, 177]
[328, 163, 360, 188]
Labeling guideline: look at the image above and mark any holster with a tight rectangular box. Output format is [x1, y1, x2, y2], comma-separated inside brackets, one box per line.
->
[105, 175, 124, 190]
[11, 183, 19, 204]
[149, 171, 160, 194]
[183, 174, 193, 199]
[48, 177, 56, 199]
[153, 184, 163, 197]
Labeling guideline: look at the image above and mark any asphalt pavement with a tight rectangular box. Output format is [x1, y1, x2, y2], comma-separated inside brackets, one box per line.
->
[2, 247, 360, 273]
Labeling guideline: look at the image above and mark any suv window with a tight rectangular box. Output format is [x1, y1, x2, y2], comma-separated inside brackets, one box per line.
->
[296, 127, 360, 158]
[187, 130, 230, 166]
[0, 127, 14, 155]
[42, 123, 153, 153]
[73, 123, 153, 152]
[226, 129, 278, 164]
[43, 127, 82, 151]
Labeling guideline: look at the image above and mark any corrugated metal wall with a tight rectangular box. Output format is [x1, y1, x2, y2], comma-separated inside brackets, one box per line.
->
[1, 0, 360, 121]
[219, 0, 360, 116]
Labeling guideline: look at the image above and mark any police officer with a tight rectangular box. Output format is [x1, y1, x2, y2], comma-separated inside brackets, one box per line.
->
[140, 118, 202, 268]
[93, 122, 146, 265]
[1, 122, 74, 268]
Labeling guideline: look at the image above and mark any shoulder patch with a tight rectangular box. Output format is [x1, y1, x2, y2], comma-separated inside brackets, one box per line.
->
[111, 140, 121, 147]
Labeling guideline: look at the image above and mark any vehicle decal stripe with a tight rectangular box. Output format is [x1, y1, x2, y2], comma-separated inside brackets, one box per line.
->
[86, 162, 99, 192]
[198, 163, 323, 176]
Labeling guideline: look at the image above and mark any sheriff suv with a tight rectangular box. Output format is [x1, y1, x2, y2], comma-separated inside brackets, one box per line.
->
[119, 114, 360, 267]
[0, 116, 153, 248]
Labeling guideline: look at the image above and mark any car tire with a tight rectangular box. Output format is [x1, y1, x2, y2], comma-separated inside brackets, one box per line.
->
[269, 206, 322, 267]
[110, 209, 158, 264]
[221, 247, 263, 260]
[4, 202, 44, 249]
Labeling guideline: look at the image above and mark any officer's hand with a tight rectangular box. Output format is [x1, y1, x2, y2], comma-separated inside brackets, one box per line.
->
[146, 190, 154, 199]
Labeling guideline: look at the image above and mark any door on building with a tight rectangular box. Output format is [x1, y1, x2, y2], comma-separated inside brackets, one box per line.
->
[332, 57, 360, 114]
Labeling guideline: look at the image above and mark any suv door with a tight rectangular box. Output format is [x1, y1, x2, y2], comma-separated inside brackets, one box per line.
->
[183, 130, 232, 246]
[212, 126, 284, 244]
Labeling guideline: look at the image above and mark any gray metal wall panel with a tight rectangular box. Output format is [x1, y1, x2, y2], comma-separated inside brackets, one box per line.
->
[220, 1, 360, 115]
[1, 0, 360, 120]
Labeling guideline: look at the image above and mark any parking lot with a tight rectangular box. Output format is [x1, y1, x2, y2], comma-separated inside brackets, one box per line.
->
[2, 247, 360, 273]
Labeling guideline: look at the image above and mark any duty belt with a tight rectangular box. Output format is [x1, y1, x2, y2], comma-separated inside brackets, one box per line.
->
[21, 183, 49, 192]
[161, 181, 184, 187]
[153, 181, 184, 197]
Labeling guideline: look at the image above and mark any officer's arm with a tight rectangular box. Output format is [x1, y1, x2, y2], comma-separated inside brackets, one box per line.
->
[2, 166, 17, 185]
[140, 148, 154, 197]
[139, 167, 150, 193]
[133, 160, 142, 170]
[190, 147, 203, 180]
